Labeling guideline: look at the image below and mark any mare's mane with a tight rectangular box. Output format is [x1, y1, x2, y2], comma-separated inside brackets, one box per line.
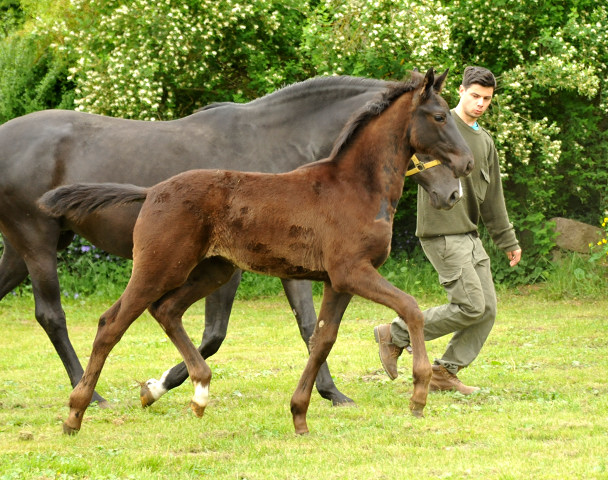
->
[326, 73, 422, 162]
[199, 75, 395, 112]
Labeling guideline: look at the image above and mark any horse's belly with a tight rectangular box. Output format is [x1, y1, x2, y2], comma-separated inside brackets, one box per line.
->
[210, 243, 327, 281]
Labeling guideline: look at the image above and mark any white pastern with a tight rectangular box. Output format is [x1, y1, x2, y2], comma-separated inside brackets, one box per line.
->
[145, 369, 170, 400]
[192, 382, 210, 408]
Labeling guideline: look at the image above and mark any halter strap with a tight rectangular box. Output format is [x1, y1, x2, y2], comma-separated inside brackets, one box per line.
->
[405, 154, 442, 177]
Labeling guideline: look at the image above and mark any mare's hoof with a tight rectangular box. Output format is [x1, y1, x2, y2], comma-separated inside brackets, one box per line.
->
[409, 400, 425, 418]
[62, 422, 80, 435]
[91, 392, 107, 407]
[139, 382, 156, 408]
[332, 396, 356, 407]
[190, 401, 206, 418]
[96, 400, 111, 409]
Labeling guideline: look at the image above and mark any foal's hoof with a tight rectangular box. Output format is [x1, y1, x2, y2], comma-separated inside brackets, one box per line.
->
[190, 401, 206, 418]
[409, 400, 425, 418]
[139, 382, 156, 408]
[62, 422, 80, 436]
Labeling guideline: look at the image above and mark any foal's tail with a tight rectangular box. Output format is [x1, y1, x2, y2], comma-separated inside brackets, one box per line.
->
[38, 183, 148, 223]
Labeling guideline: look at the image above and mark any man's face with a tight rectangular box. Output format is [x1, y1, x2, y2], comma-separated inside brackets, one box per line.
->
[458, 84, 494, 121]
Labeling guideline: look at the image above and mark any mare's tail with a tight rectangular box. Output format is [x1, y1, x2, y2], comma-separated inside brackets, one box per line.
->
[38, 183, 148, 223]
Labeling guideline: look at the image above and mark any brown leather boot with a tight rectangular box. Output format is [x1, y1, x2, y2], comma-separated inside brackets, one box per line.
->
[374, 324, 410, 380]
[429, 365, 480, 395]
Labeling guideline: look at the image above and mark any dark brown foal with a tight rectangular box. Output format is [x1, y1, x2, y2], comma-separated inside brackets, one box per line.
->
[39, 68, 473, 435]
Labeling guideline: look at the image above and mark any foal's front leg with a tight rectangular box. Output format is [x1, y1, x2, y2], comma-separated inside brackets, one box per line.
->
[333, 264, 432, 417]
[290, 283, 352, 434]
[282, 278, 355, 406]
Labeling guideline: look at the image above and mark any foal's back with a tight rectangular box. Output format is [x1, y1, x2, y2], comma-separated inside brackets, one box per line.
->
[135, 163, 384, 282]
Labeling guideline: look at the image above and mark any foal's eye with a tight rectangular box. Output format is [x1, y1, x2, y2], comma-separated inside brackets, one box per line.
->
[433, 114, 446, 122]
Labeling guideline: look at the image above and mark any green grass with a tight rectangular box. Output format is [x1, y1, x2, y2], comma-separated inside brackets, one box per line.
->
[1, 289, 607, 479]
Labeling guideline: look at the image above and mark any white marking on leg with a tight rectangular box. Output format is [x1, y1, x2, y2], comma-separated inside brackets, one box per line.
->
[145, 369, 170, 400]
[192, 382, 210, 409]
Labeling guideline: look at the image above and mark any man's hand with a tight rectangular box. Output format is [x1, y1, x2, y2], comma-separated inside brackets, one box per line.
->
[507, 249, 522, 267]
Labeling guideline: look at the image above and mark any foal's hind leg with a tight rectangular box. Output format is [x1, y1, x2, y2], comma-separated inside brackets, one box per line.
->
[290, 283, 352, 434]
[146, 258, 237, 416]
[281, 278, 354, 406]
[63, 293, 152, 434]
[140, 269, 242, 407]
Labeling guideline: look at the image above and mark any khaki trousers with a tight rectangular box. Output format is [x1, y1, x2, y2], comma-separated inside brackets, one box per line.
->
[391, 233, 497, 374]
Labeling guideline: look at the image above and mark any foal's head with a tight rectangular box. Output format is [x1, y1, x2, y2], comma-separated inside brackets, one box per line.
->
[409, 69, 474, 178]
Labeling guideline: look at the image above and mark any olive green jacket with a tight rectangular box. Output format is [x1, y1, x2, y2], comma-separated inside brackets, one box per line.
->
[415, 111, 520, 252]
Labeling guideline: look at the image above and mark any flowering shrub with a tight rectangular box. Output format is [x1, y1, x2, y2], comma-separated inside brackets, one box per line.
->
[302, 0, 451, 78]
[47, 0, 309, 120]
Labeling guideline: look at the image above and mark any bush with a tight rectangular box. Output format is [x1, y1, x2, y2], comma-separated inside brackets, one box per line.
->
[0, 32, 74, 122]
[56, 237, 132, 299]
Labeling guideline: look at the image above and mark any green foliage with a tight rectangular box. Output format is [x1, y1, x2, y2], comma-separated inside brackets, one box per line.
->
[0, 0, 24, 37]
[302, 0, 452, 78]
[544, 251, 608, 300]
[56, 237, 132, 299]
[485, 213, 556, 286]
[0, 32, 74, 122]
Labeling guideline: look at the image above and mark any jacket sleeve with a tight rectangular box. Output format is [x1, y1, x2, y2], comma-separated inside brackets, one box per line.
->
[480, 144, 520, 252]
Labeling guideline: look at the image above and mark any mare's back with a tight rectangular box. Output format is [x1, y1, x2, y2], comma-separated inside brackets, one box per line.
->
[0, 76, 391, 200]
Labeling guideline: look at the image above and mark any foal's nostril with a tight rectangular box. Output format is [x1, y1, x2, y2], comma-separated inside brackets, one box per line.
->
[449, 182, 462, 206]
[465, 160, 474, 175]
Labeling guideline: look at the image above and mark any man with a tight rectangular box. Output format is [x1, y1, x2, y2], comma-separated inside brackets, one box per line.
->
[374, 66, 522, 394]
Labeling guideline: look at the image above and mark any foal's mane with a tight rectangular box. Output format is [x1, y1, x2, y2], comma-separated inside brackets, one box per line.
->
[327, 73, 422, 161]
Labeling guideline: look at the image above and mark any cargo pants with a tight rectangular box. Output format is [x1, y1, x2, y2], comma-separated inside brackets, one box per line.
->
[391, 233, 497, 374]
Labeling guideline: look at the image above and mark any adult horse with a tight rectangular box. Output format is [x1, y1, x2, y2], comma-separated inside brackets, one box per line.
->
[0, 75, 399, 407]
[39, 68, 474, 435]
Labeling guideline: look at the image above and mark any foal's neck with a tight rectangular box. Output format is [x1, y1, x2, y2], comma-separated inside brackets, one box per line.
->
[337, 93, 413, 195]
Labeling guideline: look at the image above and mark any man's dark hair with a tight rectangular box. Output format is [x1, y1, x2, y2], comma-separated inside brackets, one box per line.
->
[462, 66, 496, 90]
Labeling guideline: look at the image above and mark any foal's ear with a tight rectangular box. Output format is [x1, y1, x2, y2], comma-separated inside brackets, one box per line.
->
[421, 68, 436, 101]
[433, 69, 449, 93]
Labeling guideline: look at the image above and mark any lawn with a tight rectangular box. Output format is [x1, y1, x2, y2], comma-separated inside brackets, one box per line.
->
[0, 289, 607, 479]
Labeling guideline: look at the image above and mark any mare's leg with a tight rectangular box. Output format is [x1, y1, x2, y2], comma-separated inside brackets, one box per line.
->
[0, 238, 29, 298]
[332, 264, 431, 417]
[146, 258, 237, 416]
[140, 269, 242, 406]
[290, 283, 352, 434]
[1, 227, 107, 405]
[281, 278, 354, 406]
